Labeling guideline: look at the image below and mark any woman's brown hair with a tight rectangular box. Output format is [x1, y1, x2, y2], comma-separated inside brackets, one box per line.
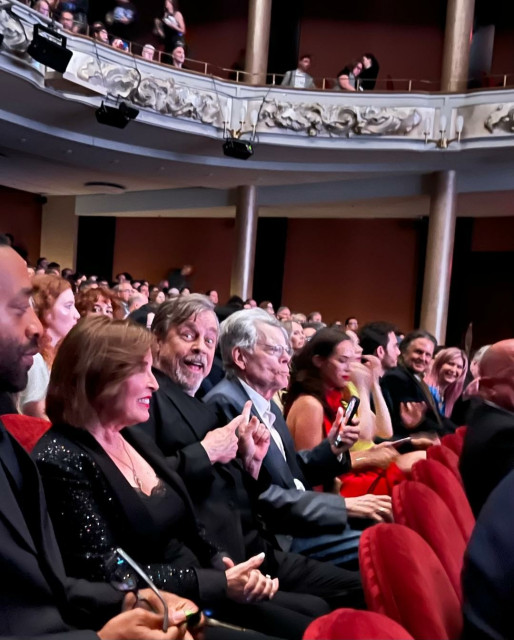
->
[46, 316, 154, 427]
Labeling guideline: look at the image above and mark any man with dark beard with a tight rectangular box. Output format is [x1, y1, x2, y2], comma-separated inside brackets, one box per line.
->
[0, 241, 197, 640]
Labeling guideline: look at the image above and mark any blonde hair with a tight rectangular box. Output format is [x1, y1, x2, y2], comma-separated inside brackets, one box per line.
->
[46, 316, 154, 427]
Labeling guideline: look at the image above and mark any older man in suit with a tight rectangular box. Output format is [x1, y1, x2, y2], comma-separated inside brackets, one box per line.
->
[135, 294, 365, 611]
[204, 309, 393, 565]
[0, 240, 194, 639]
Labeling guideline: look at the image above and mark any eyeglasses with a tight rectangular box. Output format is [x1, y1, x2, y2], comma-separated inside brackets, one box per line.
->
[257, 342, 293, 358]
[105, 547, 169, 632]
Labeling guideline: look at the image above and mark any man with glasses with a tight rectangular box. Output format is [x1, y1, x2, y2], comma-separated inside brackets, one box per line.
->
[204, 309, 378, 567]
[136, 295, 364, 613]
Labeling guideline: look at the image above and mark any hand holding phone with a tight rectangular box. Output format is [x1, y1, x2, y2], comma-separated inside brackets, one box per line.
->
[334, 396, 360, 449]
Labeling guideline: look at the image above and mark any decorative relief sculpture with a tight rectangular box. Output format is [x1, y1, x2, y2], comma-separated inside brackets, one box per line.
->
[0, 7, 30, 52]
[77, 57, 224, 127]
[484, 105, 514, 133]
[259, 99, 422, 137]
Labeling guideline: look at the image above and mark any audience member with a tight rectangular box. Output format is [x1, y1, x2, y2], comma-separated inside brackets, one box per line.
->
[335, 61, 363, 91]
[276, 306, 291, 322]
[303, 321, 325, 341]
[206, 290, 219, 305]
[171, 44, 186, 69]
[461, 468, 514, 640]
[114, 282, 133, 317]
[359, 321, 400, 378]
[308, 311, 322, 323]
[284, 328, 401, 498]
[345, 317, 358, 332]
[282, 320, 305, 354]
[128, 292, 147, 313]
[34, 316, 306, 640]
[75, 285, 115, 318]
[168, 264, 193, 291]
[58, 10, 76, 31]
[358, 53, 380, 90]
[205, 310, 391, 565]
[460, 339, 514, 516]
[381, 329, 456, 438]
[105, 0, 136, 42]
[291, 312, 306, 324]
[142, 43, 156, 60]
[245, 298, 257, 308]
[136, 296, 364, 610]
[19, 274, 80, 419]
[281, 55, 315, 89]
[150, 289, 166, 304]
[0, 243, 195, 639]
[424, 347, 468, 418]
[91, 21, 110, 43]
[259, 300, 275, 315]
[33, 0, 51, 16]
[154, 0, 186, 53]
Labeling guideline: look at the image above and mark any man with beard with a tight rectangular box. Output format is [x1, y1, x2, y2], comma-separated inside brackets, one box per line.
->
[204, 310, 391, 565]
[135, 295, 364, 615]
[0, 241, 197, 639]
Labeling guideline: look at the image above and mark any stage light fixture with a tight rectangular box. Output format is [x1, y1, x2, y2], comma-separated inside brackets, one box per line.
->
[223, 138, 254, 160]
[27, 24, 72, 73]
[95, 101, 139, 129]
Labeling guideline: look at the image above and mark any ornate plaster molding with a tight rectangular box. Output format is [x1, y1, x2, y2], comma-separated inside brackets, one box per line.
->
[0, 7, 30, 52]
[77, 58, 225, 127]
[484, 104, 514, 134]
[259, 100, 422, 137]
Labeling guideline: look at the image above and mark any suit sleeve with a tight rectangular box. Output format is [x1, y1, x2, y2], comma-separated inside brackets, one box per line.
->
[208, 394, 348, 535]
[140, 393, 215, 486]
[35, 448, 227, 606]
[296, 439, 351, 487]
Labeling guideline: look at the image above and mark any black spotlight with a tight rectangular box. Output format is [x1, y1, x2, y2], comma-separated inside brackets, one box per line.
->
[223, 138, 254, 160]
[95, 101, 139, 129]
[27, 24, 72, 73]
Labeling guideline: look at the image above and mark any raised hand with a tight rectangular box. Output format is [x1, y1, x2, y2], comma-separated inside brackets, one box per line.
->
[238, 415, 271, 479]
[400, 401, 427, 430]
[328, 406, 360, 455]
[200, 409, 248, 464]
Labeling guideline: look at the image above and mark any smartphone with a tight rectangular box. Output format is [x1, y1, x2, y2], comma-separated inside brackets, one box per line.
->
[390, 437, 412, 448]
[334, 396, 360, 447]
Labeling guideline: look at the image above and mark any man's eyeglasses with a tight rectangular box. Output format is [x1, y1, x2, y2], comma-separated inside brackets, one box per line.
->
[105, 547, 169, 632]
[257, 342, 293, 358]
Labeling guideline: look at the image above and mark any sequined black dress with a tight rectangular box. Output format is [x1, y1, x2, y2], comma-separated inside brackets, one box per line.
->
[32, 423, 228, 606]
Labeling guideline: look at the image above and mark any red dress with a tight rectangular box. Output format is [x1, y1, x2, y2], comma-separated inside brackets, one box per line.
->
[324, 389, 405, 497]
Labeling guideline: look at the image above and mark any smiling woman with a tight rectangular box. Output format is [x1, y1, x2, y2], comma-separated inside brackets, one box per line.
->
[19, 274, 80, 419]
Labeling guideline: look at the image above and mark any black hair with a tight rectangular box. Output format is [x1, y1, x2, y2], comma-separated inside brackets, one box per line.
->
[359, 321, 398, 356]
[400, 329, 437, 355]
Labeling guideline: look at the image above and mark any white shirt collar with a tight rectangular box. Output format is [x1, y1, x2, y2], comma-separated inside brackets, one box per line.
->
[239, 378, 271, 420]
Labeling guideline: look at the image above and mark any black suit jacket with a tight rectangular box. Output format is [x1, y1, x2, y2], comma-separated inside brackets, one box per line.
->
[460, 400, 514, 517]
[203, 377, 350, 539]
[381, 365, 456, 438]
[0, 420, 123, 639]
[134, 368, 276, 565]
[33, 423, 228, 607]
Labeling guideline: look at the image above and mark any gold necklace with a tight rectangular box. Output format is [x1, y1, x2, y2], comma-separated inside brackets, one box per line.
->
[107, 439, 144, 492]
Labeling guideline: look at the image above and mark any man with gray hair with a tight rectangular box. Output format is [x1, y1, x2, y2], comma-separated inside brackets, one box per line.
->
[135, 294, 364, 617]
[204, 309, 393, 566]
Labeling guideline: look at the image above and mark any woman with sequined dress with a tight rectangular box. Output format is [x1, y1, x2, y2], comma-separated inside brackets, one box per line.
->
[33, 316, 327, 640]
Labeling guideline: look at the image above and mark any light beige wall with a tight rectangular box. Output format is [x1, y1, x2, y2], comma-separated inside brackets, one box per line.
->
[40, 196, 78, 270]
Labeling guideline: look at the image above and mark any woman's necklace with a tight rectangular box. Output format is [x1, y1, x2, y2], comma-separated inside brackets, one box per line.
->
[107, 439, 144, 492]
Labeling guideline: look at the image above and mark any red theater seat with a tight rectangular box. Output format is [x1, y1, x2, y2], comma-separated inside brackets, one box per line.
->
[392, 481, 466, 601]
[427, 445, 463, 483]
[441, 433, 464, 456]
[303, 609, 414, 639]
[411, 458, 475, 541]
[359, 523, 462, 640]
[1, 413, 51, 453]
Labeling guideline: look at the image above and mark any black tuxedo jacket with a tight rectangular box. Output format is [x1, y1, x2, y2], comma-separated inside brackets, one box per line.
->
[381, 365, 456, 438]
[33, 423, 228, 607]
[133, 368, 276, 565]
[460, 400, 514, 517]
[203, 377, 350, 539]
[0, 420, 123, 639]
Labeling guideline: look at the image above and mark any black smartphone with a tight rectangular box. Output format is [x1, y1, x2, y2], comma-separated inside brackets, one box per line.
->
[334, 396, 360, 447]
